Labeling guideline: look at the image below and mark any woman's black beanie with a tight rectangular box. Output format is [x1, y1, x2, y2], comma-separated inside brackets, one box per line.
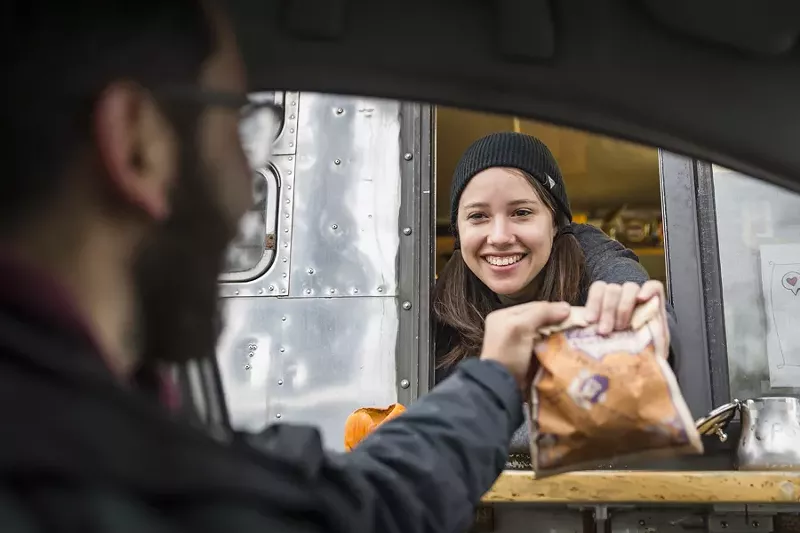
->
[449, 132, 572, 233]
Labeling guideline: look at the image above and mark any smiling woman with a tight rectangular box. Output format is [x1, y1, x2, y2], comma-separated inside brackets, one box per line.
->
[432, 132, 679, 462]
[433, 131, 678, 384]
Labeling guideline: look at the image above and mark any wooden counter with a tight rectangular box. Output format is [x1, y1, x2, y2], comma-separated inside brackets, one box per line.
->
[483, 471, 800, 504]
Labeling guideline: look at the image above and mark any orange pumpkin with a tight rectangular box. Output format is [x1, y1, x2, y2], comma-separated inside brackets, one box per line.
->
[344, 403, 406, 451]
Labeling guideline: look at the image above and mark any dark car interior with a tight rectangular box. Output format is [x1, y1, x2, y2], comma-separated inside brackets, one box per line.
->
[227, 0, 800, 194]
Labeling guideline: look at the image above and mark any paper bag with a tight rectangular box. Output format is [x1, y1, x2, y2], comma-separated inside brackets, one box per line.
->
[528, 297, 703, 477]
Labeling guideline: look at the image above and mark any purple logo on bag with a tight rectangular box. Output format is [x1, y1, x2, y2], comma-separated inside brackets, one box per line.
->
[568, 371, 609, 409]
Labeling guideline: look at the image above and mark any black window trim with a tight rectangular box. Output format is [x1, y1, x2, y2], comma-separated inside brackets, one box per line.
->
[660, 151, 732, 412]
[660, 151, 738, 456]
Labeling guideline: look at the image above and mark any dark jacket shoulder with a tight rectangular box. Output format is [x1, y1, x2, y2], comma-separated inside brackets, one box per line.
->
[573, 223, 650, 287]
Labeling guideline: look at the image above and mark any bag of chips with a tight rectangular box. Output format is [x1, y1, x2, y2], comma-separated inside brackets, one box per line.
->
[528, 297, 703, 477]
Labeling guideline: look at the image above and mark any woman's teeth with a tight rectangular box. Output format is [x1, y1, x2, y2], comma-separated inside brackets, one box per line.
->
[485, 254, 524, 266]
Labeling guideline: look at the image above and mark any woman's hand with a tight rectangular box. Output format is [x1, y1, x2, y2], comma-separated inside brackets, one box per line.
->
[585, 280, 665, 335]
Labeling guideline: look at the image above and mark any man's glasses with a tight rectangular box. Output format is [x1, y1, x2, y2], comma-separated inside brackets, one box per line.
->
[154, 87, 283, 171]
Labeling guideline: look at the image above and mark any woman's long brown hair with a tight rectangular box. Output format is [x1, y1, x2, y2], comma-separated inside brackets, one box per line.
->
[433, 170, 587, 371]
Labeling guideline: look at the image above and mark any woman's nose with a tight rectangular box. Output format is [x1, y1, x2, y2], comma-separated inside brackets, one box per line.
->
[487, 218, 514, 245]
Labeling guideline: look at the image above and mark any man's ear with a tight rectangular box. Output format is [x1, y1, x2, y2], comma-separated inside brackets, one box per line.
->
[93, 82, 178, 221]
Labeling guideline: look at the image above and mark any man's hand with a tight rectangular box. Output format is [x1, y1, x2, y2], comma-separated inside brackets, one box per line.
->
[585, 280, 665, 335]
[479, 301, 571, 391]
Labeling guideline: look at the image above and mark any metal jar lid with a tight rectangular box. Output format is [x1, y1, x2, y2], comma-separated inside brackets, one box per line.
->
[694, 399, 741, 442]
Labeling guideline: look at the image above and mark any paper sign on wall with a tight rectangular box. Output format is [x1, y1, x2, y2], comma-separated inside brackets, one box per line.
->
[759, 244, 800, 388]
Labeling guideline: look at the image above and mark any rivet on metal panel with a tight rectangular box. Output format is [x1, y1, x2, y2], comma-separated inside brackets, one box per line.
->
[290, 114, 295, 120]
[282, 273, 287, 278]
[305, 289, 312, 295]
[258, 288, 264, 295]
[403, 153, 413, 161]
[752, 522, 759, 528]
[278, 379, 284, 385]
[331, 224, 338, 230]
[283, 242, 288, 248]
[400, 379, 410, 389]
[335, 107, 344, 115]
[248, 352, 254, 358]
[248, 344, 257, 350]
[245, 364, 251, 370]
[286, 198, 291, 204]
[287, 170, 293, 175]
[639, 520, 646, 526]
[287, 185, 292, 190]
[329, 288, 335, 294]
[281, 316, 287, 321]
[282, 257, 288, 263]
[353, 288, 359, 294]
[284, 228, 289, 233]
[284, 213, 290, 218]
[289, 129, 295, 134]
[269, 285, 275, 292]
[276, 413, 282, 419]
[334, 159, 341, 165]
[288, 156, 293, 161]
[280, 347, 285, 353]
[402, 301, 412, 310]
[234, 290, 240, 295]
[280, 288, 286, 294]
[291, 101, 296, 107]
[307, 268, 315, 275]
[402, 227, 412, 235]
[289, 142, 294, 148]
[721, 522, 729, 529]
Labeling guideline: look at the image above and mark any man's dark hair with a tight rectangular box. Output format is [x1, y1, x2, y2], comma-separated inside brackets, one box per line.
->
[2, 1, 214, 232]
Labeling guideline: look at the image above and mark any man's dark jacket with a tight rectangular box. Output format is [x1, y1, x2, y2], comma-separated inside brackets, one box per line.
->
[0, 256, 523, 533]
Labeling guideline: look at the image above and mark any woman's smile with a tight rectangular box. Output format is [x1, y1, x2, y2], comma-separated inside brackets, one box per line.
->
[482, 253, 531, 280]
[483, 253, 527, 267]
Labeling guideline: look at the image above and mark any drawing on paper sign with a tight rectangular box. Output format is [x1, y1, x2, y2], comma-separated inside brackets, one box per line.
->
[781, 271, 800, 296]
[760, 244, 800, 388]
[767, 261, 800, 369]
[768, 263, 800, 369]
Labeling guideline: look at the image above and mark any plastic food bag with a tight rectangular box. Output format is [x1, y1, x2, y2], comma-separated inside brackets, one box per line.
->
[528, 297, 703, 477]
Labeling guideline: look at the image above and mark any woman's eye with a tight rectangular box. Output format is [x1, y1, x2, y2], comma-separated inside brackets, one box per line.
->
[467, 212, 486, 220]
[513, 209, 533, 217]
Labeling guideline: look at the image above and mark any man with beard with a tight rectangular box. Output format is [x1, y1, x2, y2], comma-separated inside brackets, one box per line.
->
[0, 1, 574, 532]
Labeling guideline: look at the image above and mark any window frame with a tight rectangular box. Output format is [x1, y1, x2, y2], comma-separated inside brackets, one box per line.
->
[660, 151, 732, 413]
[660, 151, 743, 457]
[218, 166, 280, 282]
